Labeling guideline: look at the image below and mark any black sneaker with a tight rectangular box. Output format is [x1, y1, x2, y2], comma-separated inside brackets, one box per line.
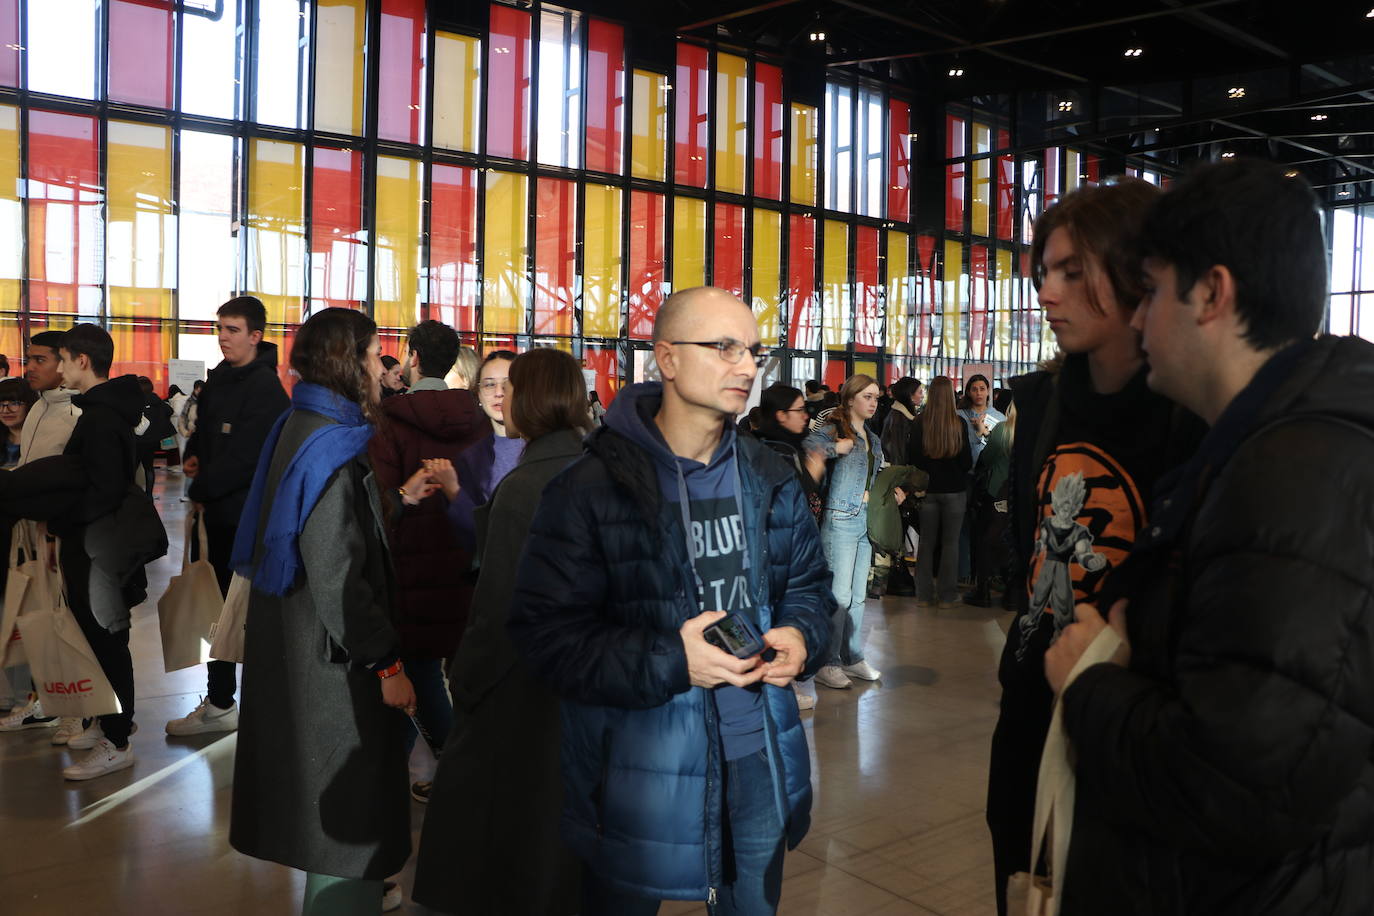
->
[411, 780, 431, 803]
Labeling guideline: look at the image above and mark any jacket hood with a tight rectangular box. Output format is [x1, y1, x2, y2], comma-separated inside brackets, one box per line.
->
[602, 382, 738, 475]
[73, 374, 145, 426]
[40, 387, 77, 406]
[1255, 335, 1374, 433]
[381, 387, 484, 443]
[209, 340, 280, 383]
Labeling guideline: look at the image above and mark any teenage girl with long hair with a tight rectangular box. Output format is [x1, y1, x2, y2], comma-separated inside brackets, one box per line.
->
[910, 377, 973, 607]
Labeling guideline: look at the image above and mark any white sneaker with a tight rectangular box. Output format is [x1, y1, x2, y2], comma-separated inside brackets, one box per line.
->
[815, 665, 852, 690]
[63, 738, 134, 781]
[382, 880, 403, 912]
[842, 660, 882, 681]
[795, 689, 816, 711]
[0, 696, 57, 731]
[51, 717, 84, 745]
[70, 720, 137, 749]
[166, 697, 239, 736]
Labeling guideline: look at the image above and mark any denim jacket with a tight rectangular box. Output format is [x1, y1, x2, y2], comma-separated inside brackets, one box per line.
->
[804, 421, 884, 519]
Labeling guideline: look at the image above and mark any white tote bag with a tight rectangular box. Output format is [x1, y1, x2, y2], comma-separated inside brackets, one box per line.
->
[20, 591, 121, 719]
[1008, 625, 1124, 916]
[208, 572, 251, 664]
[0, 521, 59, 669]
[156, 512, 224, 673]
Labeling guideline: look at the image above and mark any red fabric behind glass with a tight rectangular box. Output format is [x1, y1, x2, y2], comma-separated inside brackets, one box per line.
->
[969, 245, 988, 359]
[627, 191, 665, 340]
[888, 100, 911, 223]
[916, 235, 937, 356]
[0, 0, 19, 87]
[854, 226, 879, 352]
[823, 358, 847, 391]
[585, 19, 624, 175]
[945, 115, 965, 232]
[1084, 154, 1100, 183]
[753, 62, 783, 200]
[428, 164, 479, 333]
[26, 111, 101, 314]
[534, 177, 576, 336]
[487, 4, 531, 160]
[787, 214, 817, 350]
[713, 203, 745, 298]
[110, 320, 168, 390]
[674, 43, 709, 188]
[583, 344, 619, 407]
[109, 0, 174, 108]
[378, 0, 426, 144]
[311, 147, 366, 308]
[997, 154, 1015, 241]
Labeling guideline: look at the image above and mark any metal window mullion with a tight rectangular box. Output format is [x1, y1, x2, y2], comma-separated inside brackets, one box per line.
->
[704, 46, 716, 287]
[16, 0, 29, 336]
[524, 4, 539, 343]
[363, 0, 381, 318]
[419, 0, 436, 324]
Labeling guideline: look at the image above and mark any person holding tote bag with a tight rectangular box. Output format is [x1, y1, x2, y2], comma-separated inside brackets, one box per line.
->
[227, 307, 432, 916]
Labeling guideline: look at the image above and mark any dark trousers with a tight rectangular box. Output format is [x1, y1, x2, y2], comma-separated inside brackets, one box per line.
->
[61, 539, 135, 746]
[970, 497, 1010, 589]
[137, 446, 156, 497]
[401, 655, 452, 758]
[580, 748, 785, 916]
[193, 520, 238, 709]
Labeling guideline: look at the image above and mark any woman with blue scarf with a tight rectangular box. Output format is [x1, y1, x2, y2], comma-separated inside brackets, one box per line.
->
[228, 308, 429, 916]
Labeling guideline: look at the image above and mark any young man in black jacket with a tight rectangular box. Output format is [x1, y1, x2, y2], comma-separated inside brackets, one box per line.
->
[167, 296, 289, 736]
[1045, 160, 1374, 915]
[985, 178, 1204, 914]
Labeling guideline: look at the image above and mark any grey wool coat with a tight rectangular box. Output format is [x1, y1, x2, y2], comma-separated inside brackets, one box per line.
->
[229, 409, 410, 881]
[412, 428, 585, 915]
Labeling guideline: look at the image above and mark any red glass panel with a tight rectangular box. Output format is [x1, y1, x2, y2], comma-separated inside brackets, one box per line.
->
[310, 147, 366, 309]
[27, 111, 102, 315]
[0, 0, 18, 87]
[888, 100, 911, 223]
[713, 203, 745, 298]
[487, 4, 531, 160]
[378, 0, 426, 144]
[585, 19, 625, 175]
[110, 319, 170, 390]
[996, 153, 1015, 241]
[674, 43, 709, 188]
[583, 344, 620, 407]
[628, 191, 665, 340]
[970, 245, 989, 359]
[945, 115, 965, 232]
[823, 358, 847, 391]
[109, 0, 174, 108]
[854, 226, 880, 352]
[787, 213, 817, 349]
[428, 164, 479, 333]
[915, 235, 937, 356]
[753, 62, 784, 201]
[1084, 153, 1100, 183]
[533, 177, 576, 337]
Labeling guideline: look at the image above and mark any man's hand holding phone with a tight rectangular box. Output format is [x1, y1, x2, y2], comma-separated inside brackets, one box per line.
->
[681, 610, 764, 689]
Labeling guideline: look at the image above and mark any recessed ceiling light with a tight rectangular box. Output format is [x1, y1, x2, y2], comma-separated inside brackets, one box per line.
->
[1366, 8, 1374, 17]
[1285, 170, 1300, 178]
[809, 30, 826, 42]
[1057, 100, 1073, 112]
[1123, 47, 1143, 57]
[1220, 151, 1237, 159]
[1227, 87, 1246, 99]
[1311, 113, 1329, 121]
[948, 68, 964, 77]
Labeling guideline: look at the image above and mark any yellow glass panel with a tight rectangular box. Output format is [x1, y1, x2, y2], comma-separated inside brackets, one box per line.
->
[995, 248, 1013, 361]
[584, 184, 622, 338]
[854, 359, 878, 381]
[314, 0, 367, 136]
[943, 240, 964, 354]
[972, 157, 990, 237]
[0, 107, 19, 310]
[751, 209, 781, 342]
[886, 231, 910, 355]
[106, 121, 173, 319]
[374, 156, 423, 330]
[973, 122, 991, 156]
[630, 69, 667, 181]
[109, 317, 173, 381]
[789, 103, 817, 205]
[714, 53, 747, 195]
[822, 220, 848, 349]
[246, 139, 306, 325]
[672, 196, 705, 290]
[483, 170, 528, 334]
[0, 314, 18, 358]
[434, 31, 481, 152]
[1064, 149, 1081, 193]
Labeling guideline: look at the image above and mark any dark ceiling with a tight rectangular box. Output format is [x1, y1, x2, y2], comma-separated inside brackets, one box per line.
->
[486, 0, 1374, 202]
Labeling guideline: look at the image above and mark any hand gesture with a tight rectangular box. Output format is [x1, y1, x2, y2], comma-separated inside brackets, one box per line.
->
[400, 465, 441, 506]
[893, 486, 906, 506]
[834, 437, 856, 456]
[759, 626, 807, 687]
[425, 458, 459, 502]
[380, 671, 417, 712]
[680, 610, 765, 689]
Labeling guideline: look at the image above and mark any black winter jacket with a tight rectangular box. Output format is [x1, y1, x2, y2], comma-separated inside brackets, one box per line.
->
[508, 396, 835, 900]
[187, 343, 290, 529]
[1059, 336, 1374, 914]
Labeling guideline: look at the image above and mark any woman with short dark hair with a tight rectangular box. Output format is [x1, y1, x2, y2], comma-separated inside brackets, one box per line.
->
[229, 307, 429, 915]
[414, 347, 590, 915]
[0, 377, 37, 469]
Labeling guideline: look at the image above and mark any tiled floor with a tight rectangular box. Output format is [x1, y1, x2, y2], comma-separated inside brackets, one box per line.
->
[0, 471, 1008, 916]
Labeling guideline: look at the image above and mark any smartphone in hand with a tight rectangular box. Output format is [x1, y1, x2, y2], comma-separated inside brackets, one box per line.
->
[703, 613, 766, 660]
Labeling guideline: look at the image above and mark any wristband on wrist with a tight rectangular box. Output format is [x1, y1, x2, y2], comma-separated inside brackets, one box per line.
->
[375, 659, 404, 679]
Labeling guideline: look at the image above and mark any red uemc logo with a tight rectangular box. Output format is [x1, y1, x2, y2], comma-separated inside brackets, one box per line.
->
[45, 680, 93, 695]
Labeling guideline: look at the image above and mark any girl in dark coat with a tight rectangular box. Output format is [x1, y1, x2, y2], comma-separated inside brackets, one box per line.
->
[412, 347, 591, 915]
[228, 308, 425, 916]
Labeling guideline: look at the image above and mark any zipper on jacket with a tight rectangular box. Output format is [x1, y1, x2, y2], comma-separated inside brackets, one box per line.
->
[595, 728, 611, 837]
[707, 886, 718, 907]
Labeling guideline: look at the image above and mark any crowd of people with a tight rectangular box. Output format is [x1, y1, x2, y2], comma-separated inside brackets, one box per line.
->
[1, 157, 1372, 916]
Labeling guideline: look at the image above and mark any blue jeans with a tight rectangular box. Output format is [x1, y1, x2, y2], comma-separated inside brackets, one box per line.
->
[401, 655, 453, 758]
[820, 509, 871, 666]
[580, 748, 785, 915]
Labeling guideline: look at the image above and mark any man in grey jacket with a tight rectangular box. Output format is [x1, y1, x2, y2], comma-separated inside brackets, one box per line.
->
[19, 330, 80, 465]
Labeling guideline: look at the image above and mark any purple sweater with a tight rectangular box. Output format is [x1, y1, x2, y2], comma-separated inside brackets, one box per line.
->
[447, 432, 525, 553]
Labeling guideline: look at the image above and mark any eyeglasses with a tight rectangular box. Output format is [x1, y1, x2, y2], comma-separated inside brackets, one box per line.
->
[670, 339, 770, 368]
[782, 407, 808, 414]
[478, 378, 508, 391]
[0, 400, 25, 410]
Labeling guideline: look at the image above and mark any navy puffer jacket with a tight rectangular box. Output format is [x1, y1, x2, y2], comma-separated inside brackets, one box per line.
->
[509, 391, 835, 901]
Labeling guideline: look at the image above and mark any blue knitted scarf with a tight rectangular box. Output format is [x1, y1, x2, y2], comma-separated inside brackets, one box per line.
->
[230, 382, 375, 596]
